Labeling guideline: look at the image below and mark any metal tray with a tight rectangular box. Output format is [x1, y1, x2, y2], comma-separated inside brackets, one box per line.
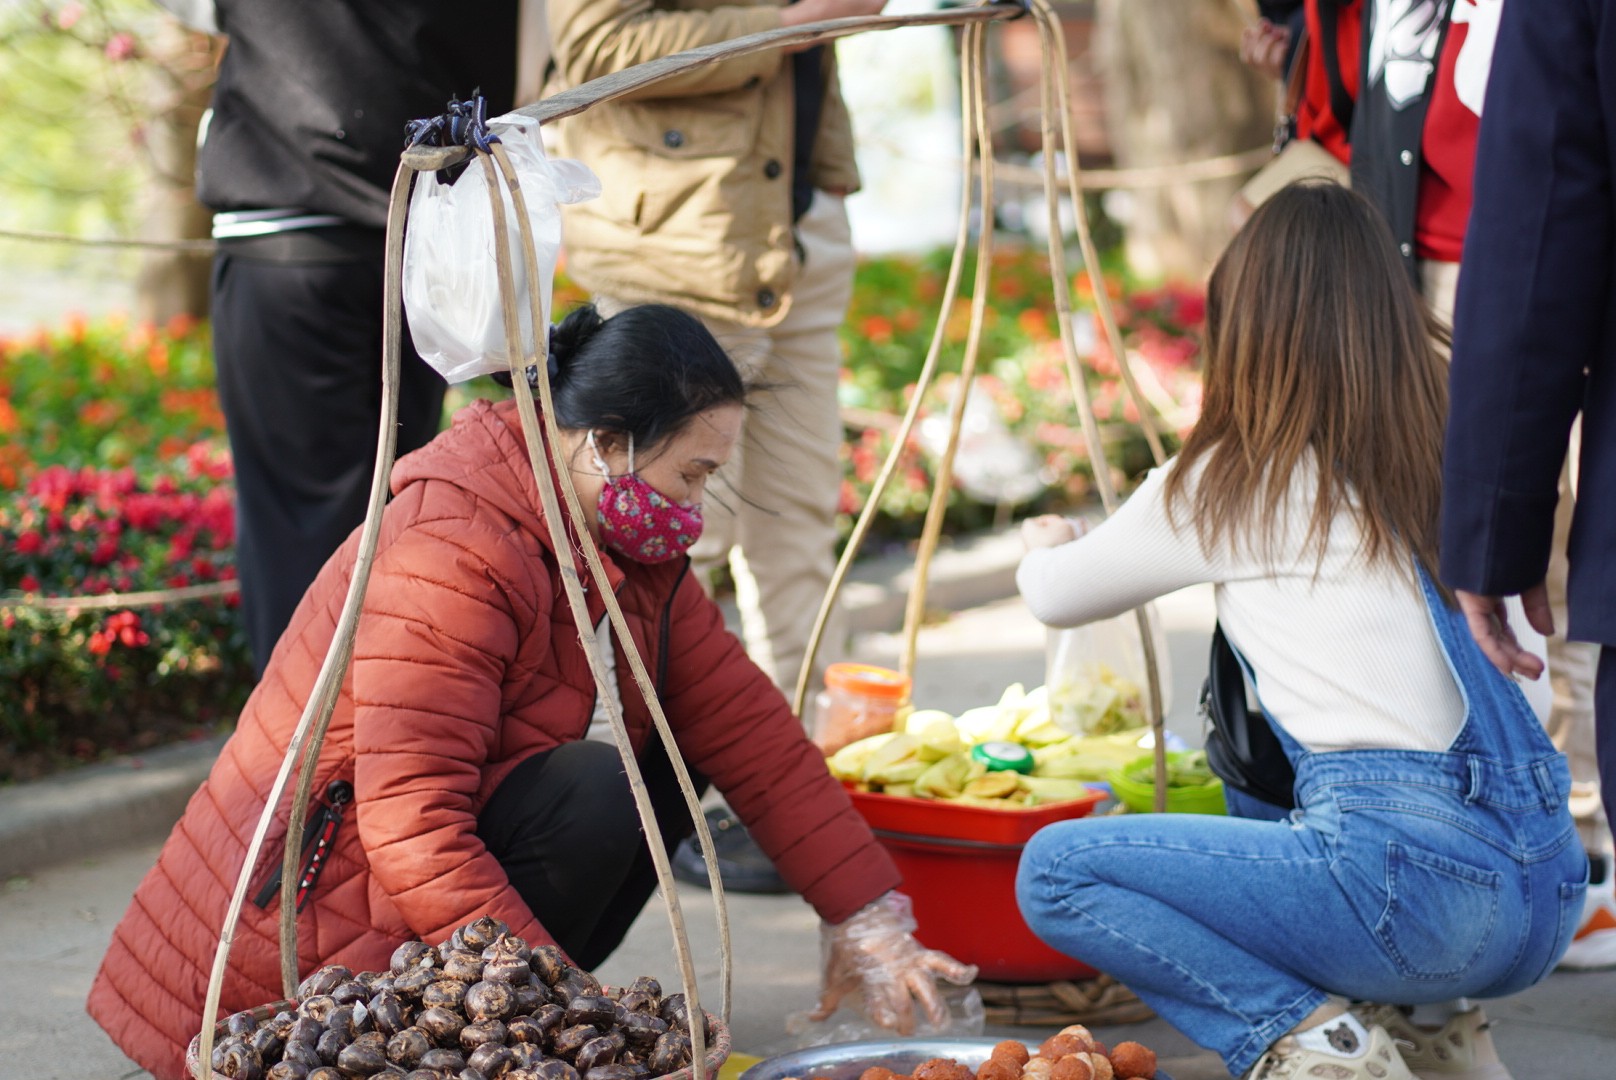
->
[739, 1038, 1170, 1080]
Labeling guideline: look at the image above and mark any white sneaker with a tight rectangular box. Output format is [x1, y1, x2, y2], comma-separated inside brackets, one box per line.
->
[1352, 1004, 1512, 1080]
[1244, 1023, 1416, 1080]
[1558, 863, 1616, 971]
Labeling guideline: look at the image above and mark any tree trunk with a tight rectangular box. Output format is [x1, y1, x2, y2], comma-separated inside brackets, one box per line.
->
[1096, 0, 1275, 280]
[133, 24, 217, 325]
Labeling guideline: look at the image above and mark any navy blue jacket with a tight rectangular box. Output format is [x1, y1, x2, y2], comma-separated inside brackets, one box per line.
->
[1440, 0, 1616, 645]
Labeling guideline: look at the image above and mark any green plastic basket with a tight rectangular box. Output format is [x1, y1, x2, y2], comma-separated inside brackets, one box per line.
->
[1108, 751, 1227, 815]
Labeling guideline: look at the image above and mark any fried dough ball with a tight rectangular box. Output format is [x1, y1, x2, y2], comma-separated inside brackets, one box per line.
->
[860, 1068, 898, 1080]
[991, 1042, 1031, 1067]
[1057, 1026, 1094, 1045]
[1037, 1035, 1090, 1061]
[1021, 1059, 1053, 1080]
[1048, 1055, 1094, 1080]
[1107, 1043, 1155, 1080]
[915, 1057, 972, 1080]
[1083, 1054, 1112, 1080]
[977, 1056, 1021, 1080]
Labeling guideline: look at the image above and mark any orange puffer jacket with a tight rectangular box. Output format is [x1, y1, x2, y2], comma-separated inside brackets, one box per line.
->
[87, 398, 900, 1079]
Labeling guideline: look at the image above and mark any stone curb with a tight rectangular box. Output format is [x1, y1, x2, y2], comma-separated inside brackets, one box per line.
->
[0, 732, 228, 880]
[0, 528, 1026, 879]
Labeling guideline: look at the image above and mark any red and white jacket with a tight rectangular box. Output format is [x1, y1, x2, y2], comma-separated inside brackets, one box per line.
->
[1298, 0, 1503, 270]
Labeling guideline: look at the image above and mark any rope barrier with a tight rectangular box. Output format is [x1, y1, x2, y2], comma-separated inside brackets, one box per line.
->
[0, 579, 237, 613]
[0, 226, 217, 253]
[0, 148, 1272, 259]
[995, 145, 1271, 190]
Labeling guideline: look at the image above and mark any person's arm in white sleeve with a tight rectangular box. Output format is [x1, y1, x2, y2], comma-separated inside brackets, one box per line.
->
[1016, 460, 1223, 628]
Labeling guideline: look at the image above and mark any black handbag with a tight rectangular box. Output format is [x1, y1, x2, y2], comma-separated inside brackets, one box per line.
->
[1199, 623, 1297, 810]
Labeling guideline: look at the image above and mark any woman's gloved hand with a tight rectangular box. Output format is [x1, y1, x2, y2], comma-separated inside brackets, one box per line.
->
[810, 891, 979, 1034]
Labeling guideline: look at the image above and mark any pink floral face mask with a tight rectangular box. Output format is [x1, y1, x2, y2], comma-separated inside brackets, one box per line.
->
[588, 431, 704, 564]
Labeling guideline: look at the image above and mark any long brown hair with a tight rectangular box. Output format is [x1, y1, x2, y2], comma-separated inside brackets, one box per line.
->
[1163, 181, 1449, 583]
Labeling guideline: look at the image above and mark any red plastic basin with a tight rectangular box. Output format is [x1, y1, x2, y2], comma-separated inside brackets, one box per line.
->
[846, 785, 1105, 983]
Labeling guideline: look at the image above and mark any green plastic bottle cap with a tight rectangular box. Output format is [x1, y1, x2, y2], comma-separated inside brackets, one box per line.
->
[971, 741, 1034, 774]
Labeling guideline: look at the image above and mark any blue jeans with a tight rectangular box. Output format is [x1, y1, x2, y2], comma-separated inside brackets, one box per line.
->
[1016, 571, 1587, 1076]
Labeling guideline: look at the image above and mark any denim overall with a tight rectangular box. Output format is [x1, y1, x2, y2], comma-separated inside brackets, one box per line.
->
[1016, 570, 1588, 1076]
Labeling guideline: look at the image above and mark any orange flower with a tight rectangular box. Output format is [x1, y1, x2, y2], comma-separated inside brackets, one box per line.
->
[146, 340, 170, 376]
[79, 400, 124, 427]
[1017, 308, 1052, 342]
[860, 315, 895, 345]
[1073, 273, 1123, 302]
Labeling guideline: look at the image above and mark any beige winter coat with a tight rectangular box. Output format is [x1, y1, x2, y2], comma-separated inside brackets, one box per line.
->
[546, 0, 860, 326]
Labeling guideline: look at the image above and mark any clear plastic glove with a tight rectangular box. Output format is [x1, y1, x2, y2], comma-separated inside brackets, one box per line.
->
[810, 891, 979, 1034]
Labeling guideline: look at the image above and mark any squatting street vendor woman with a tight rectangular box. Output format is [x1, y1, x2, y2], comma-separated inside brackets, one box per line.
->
[88, 304, 975, 1079]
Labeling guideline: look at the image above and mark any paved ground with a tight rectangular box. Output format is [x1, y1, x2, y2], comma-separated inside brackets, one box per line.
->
[2, 558, 1612, 1079]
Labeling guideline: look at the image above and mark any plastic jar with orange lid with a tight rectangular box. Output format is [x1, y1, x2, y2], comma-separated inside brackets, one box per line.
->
[811, 662, 912, 755]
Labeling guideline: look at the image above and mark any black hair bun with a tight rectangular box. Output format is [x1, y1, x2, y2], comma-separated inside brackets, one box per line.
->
[547, 304, 606, 375]
[490, 304, 603, 390]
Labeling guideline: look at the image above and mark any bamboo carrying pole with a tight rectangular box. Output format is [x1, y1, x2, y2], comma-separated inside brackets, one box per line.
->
[193, 1, 1184, 1069]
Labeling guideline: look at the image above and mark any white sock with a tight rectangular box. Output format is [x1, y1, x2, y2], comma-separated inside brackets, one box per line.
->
[1294, 1011, 1373, 1058]
[1408, 998, 1471, 1027]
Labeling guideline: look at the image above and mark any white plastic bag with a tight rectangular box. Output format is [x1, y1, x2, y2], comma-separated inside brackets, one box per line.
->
[917, 382, 1048, 506]
[402, 117, 600, 383]
[1045, 607, 1173, 736]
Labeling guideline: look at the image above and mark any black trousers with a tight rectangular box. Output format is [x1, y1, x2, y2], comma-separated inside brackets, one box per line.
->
[476, 740, 709, 969]
[211, 240, 447, 674]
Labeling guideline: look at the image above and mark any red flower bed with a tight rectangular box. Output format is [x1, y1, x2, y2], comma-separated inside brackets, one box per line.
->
[0, 317, 251, 781]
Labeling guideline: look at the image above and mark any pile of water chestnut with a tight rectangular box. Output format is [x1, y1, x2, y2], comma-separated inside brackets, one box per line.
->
[208, 916, 710, 1080]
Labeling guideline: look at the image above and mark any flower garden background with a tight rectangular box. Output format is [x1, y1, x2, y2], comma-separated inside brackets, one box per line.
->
[0, 247, 1204, 781]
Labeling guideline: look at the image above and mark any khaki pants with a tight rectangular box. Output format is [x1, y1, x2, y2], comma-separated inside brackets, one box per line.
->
[1424, 260, 1608, 846]
[601, 192, 855, 701]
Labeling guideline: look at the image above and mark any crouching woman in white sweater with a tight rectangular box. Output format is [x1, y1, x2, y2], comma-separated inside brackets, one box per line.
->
[1013, 183, 1585, 1080]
